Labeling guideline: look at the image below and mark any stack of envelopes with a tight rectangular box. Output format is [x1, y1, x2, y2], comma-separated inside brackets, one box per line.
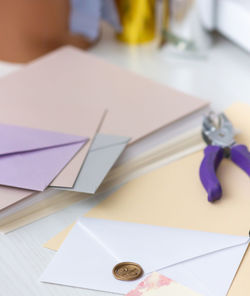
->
[42, 103, 250, 296]
[0, 45, 208, 231]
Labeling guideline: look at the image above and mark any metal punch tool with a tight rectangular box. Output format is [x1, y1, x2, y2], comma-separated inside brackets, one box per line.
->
[200, 112, 250, 202]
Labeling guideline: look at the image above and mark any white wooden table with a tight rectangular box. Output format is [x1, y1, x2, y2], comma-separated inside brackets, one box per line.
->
[0, 27, 250, 296]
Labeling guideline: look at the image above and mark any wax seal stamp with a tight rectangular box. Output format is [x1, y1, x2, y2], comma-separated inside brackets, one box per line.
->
[112, 262, 143, 281]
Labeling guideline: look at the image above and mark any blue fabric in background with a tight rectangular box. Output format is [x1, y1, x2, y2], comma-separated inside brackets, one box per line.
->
[69, 0, 101, 40]
[102, 0, 122, 32]
[69, 0, 121, 41]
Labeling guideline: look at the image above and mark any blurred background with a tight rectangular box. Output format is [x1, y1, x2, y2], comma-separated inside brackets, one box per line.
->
[1, 0, 250, 61]
[0, 0, 250, 109]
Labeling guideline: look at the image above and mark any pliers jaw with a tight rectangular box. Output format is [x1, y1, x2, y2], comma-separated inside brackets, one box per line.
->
[202, 112, 236, 149]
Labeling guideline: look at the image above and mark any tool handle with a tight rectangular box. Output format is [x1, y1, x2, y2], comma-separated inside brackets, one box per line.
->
[199, 145, 224, 202]
[231, 145, 250, 176]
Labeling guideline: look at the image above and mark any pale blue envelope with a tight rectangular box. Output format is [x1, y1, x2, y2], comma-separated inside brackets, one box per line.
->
[51, 134, 130, 194]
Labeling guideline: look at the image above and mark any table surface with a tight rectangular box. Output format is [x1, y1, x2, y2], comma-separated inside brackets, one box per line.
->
[0, 27, 250, 296]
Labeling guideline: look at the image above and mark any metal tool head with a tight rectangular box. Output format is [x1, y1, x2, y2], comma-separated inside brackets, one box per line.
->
[202, 112, 236, 148]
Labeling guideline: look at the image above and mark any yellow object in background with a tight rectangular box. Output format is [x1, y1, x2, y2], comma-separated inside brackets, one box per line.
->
[116, 0, 156, 44]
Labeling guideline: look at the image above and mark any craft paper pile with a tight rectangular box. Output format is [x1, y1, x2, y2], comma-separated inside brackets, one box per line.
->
[0, 45, 208, 231]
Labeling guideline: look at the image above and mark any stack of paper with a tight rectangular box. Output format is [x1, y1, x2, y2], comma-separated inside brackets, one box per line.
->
[42, 102, 250, 296]
[0, 45, 208, 232]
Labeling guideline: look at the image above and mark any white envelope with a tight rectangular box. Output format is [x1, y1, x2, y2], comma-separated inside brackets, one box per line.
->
[40, 218, 249, 296]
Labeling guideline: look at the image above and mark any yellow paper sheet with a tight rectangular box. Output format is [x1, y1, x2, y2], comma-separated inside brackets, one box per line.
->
[44, 102, 250, 295]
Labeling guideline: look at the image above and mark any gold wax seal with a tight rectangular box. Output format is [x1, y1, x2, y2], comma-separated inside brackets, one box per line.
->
[112, 262, 143, 281]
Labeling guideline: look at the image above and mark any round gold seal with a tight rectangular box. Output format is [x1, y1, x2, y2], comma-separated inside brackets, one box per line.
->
[112, 262, 143, 281]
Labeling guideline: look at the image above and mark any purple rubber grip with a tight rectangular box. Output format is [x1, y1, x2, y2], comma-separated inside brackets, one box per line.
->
[199, 145, 224, 202]
[231, 145, 250, 176]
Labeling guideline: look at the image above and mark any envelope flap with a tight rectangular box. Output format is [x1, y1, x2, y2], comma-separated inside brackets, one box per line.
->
[0, 124, 87, 155]
[91, 134, 130, 151]
[79, 218, 248, 274]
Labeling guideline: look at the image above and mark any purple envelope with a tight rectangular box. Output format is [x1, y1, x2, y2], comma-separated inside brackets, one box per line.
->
[0, 124, 88, 191]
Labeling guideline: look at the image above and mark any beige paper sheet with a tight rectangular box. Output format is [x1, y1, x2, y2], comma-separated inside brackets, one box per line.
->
[45, 102, 250, 296]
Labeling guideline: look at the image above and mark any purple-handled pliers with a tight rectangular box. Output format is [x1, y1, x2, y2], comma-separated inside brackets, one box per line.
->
[199, 112, 250, 202]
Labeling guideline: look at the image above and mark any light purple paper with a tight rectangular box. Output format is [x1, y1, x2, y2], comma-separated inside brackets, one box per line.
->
[0, 124, 88, 191]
